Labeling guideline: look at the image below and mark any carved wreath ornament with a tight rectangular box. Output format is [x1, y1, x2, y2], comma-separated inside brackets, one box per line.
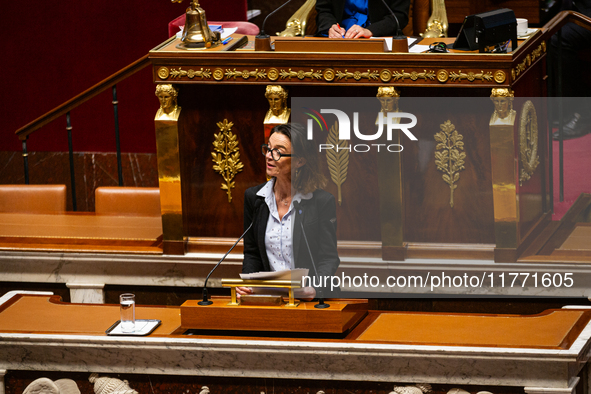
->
[519, 100, 540, 186]
[434, 120, 466, 208]
[211, 119, 244, 203]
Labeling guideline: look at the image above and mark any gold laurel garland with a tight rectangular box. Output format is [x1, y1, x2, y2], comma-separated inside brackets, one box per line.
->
[169, 67, 212, 80]
[449, 71, 493, 82]
[391, 70, 436, 81]
[434, 120, 466, 208]
[280, 69, 323, 80]
[336, 69, 380, 81]
[211, 119, 244, 203]
[326, 121, 349, 206]
[225, 68, 267, 80]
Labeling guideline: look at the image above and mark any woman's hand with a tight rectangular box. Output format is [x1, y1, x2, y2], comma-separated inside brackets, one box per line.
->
[345, 25, 372, 39]
[295, 286, 317, 301]
[236, 286, 253, 296]
[328, 24, 346, 38]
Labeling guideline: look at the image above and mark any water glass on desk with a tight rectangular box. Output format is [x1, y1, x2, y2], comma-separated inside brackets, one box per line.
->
[119, 293, 135, 332]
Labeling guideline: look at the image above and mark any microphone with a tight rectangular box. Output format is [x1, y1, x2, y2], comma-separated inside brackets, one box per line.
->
[378, 0, 408, 52]
[255, 0, 294, 51]
[199, 199, 263, 306]
[293, 200, 330, 309]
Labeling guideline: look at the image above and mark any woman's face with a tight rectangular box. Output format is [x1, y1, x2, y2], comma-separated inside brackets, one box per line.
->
[265, 132, 292, 181]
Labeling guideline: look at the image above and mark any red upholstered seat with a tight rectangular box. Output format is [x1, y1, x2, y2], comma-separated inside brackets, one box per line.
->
[168, 15, 260, 38]
[95, 187, 161, 216]
[0, 184, 67, 213]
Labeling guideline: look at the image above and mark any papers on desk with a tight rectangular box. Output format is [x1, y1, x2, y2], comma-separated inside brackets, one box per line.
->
[409, 44, 431, 53]
[239, 268, 309, 281]
[106, 319, 161, 336]
[175, 26, 237, 40]
[371, 36, 418, 52]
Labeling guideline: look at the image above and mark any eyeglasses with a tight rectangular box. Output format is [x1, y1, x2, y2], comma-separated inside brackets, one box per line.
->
[261, 144, 292, 161]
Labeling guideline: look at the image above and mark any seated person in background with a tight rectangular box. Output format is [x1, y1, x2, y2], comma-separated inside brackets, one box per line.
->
[316, 0, 410, 38]
[238, 124, 340, 299]
[551, 0, 591, 140]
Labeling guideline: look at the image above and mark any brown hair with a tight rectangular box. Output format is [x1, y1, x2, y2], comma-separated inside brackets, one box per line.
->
[270, 123, 326, 194]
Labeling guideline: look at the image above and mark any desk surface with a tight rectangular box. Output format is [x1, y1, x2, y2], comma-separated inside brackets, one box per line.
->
[1, 294, 589, 350]
[2, 294, 591, 388]
[0, 212, 163, 254]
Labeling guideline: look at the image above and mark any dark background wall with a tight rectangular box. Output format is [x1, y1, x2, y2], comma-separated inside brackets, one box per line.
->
[1, 0, 183, 154]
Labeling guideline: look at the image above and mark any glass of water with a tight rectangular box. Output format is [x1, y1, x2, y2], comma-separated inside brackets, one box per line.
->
[119, 293, 135, 333]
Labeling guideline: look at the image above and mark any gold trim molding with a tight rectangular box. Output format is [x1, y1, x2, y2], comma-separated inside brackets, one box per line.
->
[512, 41, 546, 81]
[157, 66, 504, 85]
[434, 120, 466, 208]
[212, 119, 244, 203]
[519, 100, 540, 186]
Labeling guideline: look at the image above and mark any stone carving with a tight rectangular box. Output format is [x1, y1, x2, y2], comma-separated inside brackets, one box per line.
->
[447, 389, 494, 394]
[447, 389, 470, 394]
[23, 378, 80, 394]
[89, 373, 138, 394]
[391, 383, 432, 394]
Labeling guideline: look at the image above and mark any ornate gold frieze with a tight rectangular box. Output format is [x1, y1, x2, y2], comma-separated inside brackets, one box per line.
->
[281, 68, 323, 80]
[168, 67, 212, 80]
[511, 41, 546, 81]
[225, 68, 267, 80]
[392, 70, 436, 82]
[519, 100, 540, 186]
[449, 70, 493, 82]
[434, 121, 466, 208]
[211, 119, 244, 203]
[326, 121, 349, 206]
[160, 66, 504, 84]
[336, 69, 380, 81]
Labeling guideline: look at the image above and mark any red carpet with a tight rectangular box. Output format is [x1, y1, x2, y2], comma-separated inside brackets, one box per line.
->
[552, 132, 591, 220]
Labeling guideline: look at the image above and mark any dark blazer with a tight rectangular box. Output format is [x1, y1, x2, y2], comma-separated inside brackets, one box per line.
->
[315, 0, 410, 37]
[242, 183, 340, 282]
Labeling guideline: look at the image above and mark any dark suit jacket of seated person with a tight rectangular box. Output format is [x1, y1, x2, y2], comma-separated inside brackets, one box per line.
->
[242, 124, 340, 293]
[316, 0, 410, 37]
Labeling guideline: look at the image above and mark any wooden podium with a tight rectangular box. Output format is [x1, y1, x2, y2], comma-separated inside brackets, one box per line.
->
[149, 32, 551, 263]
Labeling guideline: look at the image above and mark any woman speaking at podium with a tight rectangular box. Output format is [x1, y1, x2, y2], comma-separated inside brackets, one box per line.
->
[316, 0, 410, 38]
[237, 124, 340, 298]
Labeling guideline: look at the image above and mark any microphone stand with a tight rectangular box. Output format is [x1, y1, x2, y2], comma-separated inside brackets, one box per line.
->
[255, 0, 294, 51]
[198, 221, 254, 305]
[379, 0, 408, 52]
[294, 201, 330, 309]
